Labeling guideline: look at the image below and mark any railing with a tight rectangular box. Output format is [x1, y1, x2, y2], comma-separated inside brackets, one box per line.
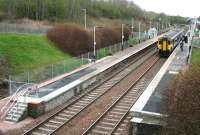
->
[9, 88, 32, 121]
[8, 42, 130, 95]
[0, 23, 51, 34]
[0, 83, 35, 120]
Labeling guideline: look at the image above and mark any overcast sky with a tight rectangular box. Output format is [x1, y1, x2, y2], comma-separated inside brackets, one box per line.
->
[129, 0, 199, 17]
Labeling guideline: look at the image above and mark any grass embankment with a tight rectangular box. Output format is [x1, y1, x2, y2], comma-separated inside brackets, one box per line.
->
[0, 33, 77, 75]
[191, 38, 200, 64]
[192, 48, 200, 64]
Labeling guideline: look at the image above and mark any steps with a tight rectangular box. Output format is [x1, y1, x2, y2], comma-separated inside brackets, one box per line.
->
[4, 102, 28, 123]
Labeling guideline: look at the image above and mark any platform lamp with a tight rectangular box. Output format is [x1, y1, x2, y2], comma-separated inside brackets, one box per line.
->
[131, 18, 134, 37]
[93, 26, 96, 61]
[139, 22, 141, 43]
[93, 26, 104, 61]
[121, 24, 124, 50]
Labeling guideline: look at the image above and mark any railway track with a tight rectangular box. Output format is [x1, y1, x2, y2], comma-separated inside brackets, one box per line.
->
[111, 59, 165, 135]
[23, 46, 157, 135]
[82, 56, 161, 135]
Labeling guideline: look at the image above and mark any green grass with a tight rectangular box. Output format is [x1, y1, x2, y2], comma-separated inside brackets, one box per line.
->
[191, 38, 200, 65]
[96, 47, 109, 59]
[128, 36, 145, 45]
[192, 48, 200, 65]
[0, 33, 75, 74]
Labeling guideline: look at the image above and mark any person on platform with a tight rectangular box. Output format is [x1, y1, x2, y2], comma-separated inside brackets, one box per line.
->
[180, 41, 184, 51]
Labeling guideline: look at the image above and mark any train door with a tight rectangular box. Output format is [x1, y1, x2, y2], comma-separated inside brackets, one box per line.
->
[163, 39, 167, 52]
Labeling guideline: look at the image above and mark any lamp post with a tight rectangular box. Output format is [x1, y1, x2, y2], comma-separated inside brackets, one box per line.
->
[82, 9, 87, 30]
[139, 22, 141, 43]
[93, 26, 96, 61]
[92, 26, 104, 61]
[131, 18, 134, 37]
[122, 24, 124, 50]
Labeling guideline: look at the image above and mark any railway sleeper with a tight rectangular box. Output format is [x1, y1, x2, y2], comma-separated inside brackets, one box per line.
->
[96, 125, 113, 130]
[100, 121, 116, 126]
[110, 111, 125, 115]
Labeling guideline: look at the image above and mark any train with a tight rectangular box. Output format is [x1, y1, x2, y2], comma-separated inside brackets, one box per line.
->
[157, 30, 184, 57]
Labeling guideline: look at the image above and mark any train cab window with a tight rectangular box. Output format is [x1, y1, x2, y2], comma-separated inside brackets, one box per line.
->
[159, 41, 162, 44]
[168, 41, 171, 44]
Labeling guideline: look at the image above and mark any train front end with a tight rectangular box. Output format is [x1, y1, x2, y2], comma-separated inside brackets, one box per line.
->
[157, 36, 173, 57]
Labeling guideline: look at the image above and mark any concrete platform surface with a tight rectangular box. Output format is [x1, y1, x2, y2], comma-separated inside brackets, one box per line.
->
[24, 36, 161, 103]
[0, 36, 162, 134]
[130, 32, 192, 135]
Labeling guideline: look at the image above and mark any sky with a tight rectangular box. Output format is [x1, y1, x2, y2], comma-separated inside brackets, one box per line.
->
[129, 0, 199, 17]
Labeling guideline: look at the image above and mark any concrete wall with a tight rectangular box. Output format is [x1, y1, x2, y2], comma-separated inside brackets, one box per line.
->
[28, 43, 156, 118]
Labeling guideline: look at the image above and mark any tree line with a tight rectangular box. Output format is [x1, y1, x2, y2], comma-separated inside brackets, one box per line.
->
[0, 0, 186, 25]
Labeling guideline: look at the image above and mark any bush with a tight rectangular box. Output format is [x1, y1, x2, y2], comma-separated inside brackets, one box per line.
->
[128, 36, 140, 45]
[162, 65, 200, 135]
[47, 24, 130, 56]
[47, 24, 93, 56]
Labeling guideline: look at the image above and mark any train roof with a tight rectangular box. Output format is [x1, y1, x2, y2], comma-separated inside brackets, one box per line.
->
[159, 30, 183, 40]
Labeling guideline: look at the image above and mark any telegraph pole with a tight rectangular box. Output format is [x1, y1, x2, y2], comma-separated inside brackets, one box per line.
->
[82, 9, 87, 29]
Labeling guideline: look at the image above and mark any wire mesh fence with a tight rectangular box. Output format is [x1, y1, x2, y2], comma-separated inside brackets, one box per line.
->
[8, 41, 132, 95]
[0, 23, 51, 34]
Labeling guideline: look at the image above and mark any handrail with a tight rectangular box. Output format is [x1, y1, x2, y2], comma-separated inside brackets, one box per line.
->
[9, 89, 31, 121]
[0, 83, 35, 120]
[1, 83, 29, 112]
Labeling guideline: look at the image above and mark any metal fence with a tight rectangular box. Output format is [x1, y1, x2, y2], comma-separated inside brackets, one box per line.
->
[0, 23, 51, 34]
[8, 41, 130, 95]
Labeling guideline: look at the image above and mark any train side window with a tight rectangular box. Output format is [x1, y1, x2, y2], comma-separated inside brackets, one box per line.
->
[159, 41, 162, 44]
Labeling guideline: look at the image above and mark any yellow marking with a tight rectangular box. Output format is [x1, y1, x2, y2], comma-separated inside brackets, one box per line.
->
[168, 44, 172, 50]
[157, 43, 161, 49]
[163, 40, 166, 51]
[158, 45, 162, 49]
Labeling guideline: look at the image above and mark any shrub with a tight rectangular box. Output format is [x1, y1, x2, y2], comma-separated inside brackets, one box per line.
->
[47, 24, 93, 56]
[162, 65, 200, 135]
[47, 24, 130, 56]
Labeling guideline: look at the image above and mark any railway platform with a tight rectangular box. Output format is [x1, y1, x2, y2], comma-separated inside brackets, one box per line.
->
[0, 34, 164, 135]
[24, 36, 159, 116]
[129, 32, 192, 135]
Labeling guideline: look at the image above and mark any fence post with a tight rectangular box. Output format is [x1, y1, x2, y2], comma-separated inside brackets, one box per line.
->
[9, 75, 12, 95]
[27, 71, 30, 84]
[64, 60, 66, 73]
[109, 45, 112, 54]
[118, 43, 120, 52]
[97, 50, 99, 60]
[88, 52, 90, 63]
[104, 48, 106, 57]
[51, 64, 54, 79]
[81, 54, 84, 65]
